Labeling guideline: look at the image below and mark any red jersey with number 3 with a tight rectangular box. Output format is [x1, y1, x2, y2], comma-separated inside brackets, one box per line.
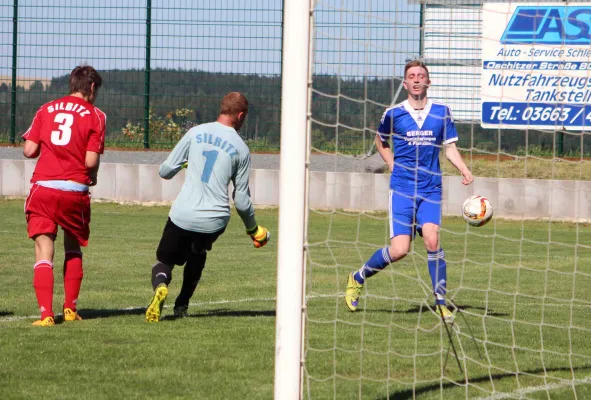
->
[22, 95, 106, 185]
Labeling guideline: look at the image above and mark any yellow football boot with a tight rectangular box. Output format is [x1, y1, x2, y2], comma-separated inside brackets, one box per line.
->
[32, 316, 55, 327]
[146, 284, 168, 322]
[435, 304, 455, 324]
[63, 308, 82, 322]
[344, 273, 363, 312]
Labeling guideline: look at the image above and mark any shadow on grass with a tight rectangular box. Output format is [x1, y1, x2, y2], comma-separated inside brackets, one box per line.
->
[161, 308, 275, 321]
[77, 308, 275, 320]
[378, 365, 591, 400]
[0, 311, 14, 317]
[78, 307, 146, 319]
[373, 304, 510, 318]
[452, 303, 510, 317]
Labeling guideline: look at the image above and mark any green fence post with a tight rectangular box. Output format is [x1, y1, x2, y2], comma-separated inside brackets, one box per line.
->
[419, 1, 425, 56]
[10, 0, 18, 145]
[557, 130, 564, 157]
[143, 0, 152, 149]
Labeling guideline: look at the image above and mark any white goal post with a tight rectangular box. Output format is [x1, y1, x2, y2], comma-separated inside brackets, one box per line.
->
[274, 0, 312, 399]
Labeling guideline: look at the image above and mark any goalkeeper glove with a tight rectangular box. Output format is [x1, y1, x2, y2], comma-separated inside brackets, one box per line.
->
[246, 225, 270, 248]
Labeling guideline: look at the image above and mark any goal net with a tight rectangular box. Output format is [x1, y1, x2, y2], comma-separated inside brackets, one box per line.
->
[300, 1, 591, 398]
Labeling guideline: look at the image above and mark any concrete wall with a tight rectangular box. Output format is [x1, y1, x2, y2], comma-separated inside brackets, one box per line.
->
[2, 159, 591, 221]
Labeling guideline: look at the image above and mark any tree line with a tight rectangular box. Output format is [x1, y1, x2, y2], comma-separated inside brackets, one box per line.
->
[0, 69, 588, 156]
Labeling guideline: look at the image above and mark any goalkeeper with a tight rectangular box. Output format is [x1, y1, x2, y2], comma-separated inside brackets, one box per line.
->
[344, 60, 473, 323]
[146, 92, 270, 322]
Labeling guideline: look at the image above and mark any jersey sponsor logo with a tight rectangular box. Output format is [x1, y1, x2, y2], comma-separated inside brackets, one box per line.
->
[404, 130, 435, 146]
[501, 6, 591, 45]
[47, 102, 90, 117]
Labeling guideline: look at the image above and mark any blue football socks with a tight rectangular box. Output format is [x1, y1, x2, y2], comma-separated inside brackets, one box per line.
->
[428, 248, 447, 305]
[354, 247, 392, 284]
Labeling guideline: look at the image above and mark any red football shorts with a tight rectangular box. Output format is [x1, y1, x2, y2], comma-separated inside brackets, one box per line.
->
[25, 184, 91, 246]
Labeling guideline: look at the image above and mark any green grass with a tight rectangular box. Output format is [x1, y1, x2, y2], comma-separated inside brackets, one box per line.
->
[305, 211, 591, 399]
[443, 156, 591, 181]
[1, 199, 590, 399]
[0, 200, 278, 400]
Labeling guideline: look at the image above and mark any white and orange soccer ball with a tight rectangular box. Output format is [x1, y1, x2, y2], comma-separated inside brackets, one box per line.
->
[462, 195, 493, 227]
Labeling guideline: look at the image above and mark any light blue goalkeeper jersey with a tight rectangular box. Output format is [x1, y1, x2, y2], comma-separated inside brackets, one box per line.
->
[159, 121, 257, 233]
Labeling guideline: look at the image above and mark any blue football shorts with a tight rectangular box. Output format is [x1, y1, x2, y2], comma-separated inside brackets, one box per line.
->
[388, 189, 442, 238]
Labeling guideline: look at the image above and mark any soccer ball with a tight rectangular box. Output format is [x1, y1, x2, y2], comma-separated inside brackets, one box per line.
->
[462, 195, 493, 227]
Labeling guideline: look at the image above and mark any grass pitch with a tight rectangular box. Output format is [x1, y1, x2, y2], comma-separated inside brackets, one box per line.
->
[443, 155, 591, 181]
[1, 199, 590, 399]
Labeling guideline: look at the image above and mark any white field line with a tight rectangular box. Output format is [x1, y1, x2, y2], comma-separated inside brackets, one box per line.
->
[476, 376, 591, 400]
[0, 294, 588, 323]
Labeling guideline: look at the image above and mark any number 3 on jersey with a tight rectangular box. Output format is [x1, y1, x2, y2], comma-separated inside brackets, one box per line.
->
[51, 113, 74, 145]
[201, 150, 219, 183]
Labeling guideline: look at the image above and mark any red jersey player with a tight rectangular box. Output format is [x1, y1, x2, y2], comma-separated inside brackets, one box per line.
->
[22, 65, 105, 326]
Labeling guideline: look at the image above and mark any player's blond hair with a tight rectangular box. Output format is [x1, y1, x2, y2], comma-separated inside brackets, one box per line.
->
[404, 60, 430, 80]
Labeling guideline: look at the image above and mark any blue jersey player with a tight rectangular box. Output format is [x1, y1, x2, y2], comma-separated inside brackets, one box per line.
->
[345, 60, 474, 323]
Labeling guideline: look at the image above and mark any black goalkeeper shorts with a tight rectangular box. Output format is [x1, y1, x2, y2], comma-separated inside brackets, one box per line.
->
[156, 218, 226, 266]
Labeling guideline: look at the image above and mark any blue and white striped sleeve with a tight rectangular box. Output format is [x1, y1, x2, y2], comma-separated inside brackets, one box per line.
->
[377, 109, 393, 142]
[443, 106, 458, 145]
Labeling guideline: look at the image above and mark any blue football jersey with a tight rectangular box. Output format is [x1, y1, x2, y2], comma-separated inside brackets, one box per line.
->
[377, 99, 458, 192]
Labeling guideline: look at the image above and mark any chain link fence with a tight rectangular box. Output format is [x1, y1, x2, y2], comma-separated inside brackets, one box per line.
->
[1, 0, 421, 152]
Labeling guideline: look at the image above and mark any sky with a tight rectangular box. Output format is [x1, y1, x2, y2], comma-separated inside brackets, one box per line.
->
[0, 0, 420, 81]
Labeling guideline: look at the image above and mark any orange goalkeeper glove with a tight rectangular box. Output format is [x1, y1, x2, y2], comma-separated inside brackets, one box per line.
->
[246, 225, 270, 248]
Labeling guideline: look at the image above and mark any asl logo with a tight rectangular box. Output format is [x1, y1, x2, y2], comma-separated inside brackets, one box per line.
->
[500, 6, 591, 45]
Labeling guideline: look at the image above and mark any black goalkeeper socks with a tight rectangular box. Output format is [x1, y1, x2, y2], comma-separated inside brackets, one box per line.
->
[151, 261, 173, 290]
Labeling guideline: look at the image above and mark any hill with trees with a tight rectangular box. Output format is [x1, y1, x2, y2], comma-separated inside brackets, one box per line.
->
[0, 69, 586, 156]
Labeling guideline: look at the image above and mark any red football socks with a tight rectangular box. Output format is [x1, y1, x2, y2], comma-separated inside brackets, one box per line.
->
[33, 260, 54, 319]
[63, 252, 84, 311]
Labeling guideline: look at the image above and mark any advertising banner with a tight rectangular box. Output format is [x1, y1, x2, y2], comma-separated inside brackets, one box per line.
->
[481, 3, 591, 130]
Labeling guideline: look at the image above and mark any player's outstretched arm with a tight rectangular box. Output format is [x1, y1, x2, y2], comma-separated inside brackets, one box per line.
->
[159, 130, 192, 179]
[232, 153, 270, 248]
[445, 142, 474, 185]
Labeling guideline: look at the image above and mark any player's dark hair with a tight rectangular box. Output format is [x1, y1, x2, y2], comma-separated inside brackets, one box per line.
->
[404, 60, 429, 80]
[220, 92, 249, 116]
[69, 65, 103, 96]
